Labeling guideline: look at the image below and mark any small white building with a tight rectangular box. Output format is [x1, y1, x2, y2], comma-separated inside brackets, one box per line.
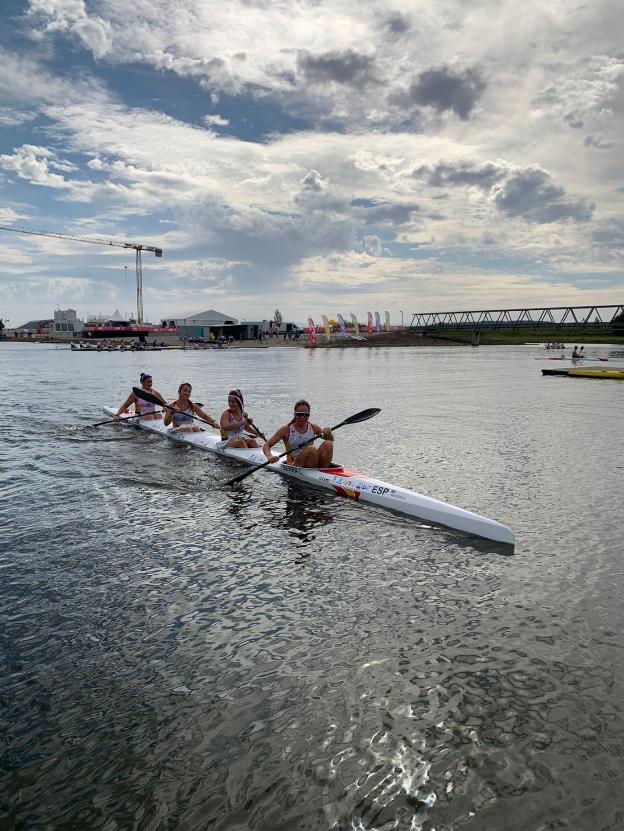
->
[49, 308, 84, 338]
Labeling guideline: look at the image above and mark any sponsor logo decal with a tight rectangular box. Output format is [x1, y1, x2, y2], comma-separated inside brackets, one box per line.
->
[283, 464, 302, 473]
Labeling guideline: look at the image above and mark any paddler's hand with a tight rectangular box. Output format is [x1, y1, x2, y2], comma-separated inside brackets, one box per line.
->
[321, 427, 332, 440]
[263, 442, 279, 463]
[113, 413, 121, 422]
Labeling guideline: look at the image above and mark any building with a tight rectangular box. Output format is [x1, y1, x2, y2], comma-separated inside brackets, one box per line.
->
[48, 308, 84, 339]
[160, 308, 271, 340]
[14, 319, 52, 336]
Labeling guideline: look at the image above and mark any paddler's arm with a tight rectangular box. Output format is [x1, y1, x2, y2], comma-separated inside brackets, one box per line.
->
[263, 426, 287, 463]
[152, 388, 168, 407]
[163, 402, 177, 426]
[220, 410, 246, 432]
[114, 392, 136, 421]
[312, 423, 333, 441]
[192, 403, 219, 429]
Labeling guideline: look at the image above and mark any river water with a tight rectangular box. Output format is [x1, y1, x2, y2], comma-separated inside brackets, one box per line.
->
[1, 341, 623, 830]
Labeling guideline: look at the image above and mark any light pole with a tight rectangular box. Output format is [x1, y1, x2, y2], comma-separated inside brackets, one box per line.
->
[400, 310, 404, 328]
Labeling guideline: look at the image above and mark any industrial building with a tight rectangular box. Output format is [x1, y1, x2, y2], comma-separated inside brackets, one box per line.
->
[161, 309, 277, 341]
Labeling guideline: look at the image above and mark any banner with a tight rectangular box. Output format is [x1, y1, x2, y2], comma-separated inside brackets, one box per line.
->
[321, 315, 332, 342]
[374, 311, 382, 333]
[367, 312, 373, 334]
[350, 313, 360, 335]
[307, 317, 317, 346]
[384, 311, 391, 332]
[337, 314, 347, 336]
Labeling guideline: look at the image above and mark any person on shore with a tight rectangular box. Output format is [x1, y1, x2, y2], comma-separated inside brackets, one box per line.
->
[114, 373, 167, 421]
[262, 399, 333, 468]
[164, 382, 219, 433]
[219, 389, 259, 448]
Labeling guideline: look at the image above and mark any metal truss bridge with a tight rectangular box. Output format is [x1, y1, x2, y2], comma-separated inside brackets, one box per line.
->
[408, 304, 624, 334]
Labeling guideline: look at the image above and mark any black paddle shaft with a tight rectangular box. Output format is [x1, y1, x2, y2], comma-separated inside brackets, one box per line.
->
[132, 387, 213, 426]
[225, 407, 381, 486]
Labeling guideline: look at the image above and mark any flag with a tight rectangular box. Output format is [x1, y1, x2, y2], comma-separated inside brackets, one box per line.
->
[374, 311, 382, 333]
[350, 313, 360, 335]
[367, 312, 373, 334]
[321, 315, 332, 342]
[384, 311, 391, 331]
[337, 314, 347, 336]
[307, 317, 317, 346]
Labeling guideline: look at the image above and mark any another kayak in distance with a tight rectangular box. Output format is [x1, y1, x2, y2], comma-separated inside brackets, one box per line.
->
[102, 406, 515, 545]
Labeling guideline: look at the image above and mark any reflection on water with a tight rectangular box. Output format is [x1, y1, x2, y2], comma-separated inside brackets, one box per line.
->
[1, 342, 624, 830]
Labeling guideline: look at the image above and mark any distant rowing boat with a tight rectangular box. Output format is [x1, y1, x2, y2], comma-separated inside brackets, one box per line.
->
[102, 406, 515, 545]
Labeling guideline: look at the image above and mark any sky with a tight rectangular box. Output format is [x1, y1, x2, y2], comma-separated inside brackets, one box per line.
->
[0, 0, 623, 327]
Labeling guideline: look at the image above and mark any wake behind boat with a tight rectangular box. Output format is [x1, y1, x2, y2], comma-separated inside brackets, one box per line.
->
[102, 406, 515, 545]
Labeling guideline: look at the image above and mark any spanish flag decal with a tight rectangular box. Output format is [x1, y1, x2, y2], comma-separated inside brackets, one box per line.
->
[333, 485, 360, 501]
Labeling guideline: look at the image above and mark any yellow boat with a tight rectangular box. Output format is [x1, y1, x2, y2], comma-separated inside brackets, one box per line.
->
[568, 368, 624, 379]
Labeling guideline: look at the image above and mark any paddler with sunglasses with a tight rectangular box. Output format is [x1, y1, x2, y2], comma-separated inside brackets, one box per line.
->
[113, 372, 167, 421]
[262, 399, 333, 468]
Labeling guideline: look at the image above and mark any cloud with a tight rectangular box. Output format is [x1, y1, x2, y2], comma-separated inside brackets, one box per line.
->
[203, 114, 230, 127]
[27, 0, 113, 59]
[413, 159, 594, 224]
[413, 160, 507, 190]
[390, 66, 486, 120]
[0, 145, 70, 188]
[362, 234, 382, 256]
[297, 50, 379, 89]
[0, 106, 36, 127]
[583, 134, 613, 150]
[493, 166, 594, 223]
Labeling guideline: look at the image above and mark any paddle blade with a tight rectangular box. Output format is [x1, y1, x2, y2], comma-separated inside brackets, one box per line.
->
[339, 407, 381, 426]
[132, 386, 162, 406]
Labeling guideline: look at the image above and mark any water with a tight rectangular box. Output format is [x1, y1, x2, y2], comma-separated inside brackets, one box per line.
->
[1, 342, 623, 830]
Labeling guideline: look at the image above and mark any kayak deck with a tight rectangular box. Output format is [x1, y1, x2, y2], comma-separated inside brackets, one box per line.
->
[103, 407, 515, 545]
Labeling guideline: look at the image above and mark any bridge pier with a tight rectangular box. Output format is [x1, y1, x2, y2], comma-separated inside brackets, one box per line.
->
[471, 330, 480, 347]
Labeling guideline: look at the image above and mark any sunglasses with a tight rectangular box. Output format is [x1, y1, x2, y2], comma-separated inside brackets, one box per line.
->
[294, 412, 310, 418]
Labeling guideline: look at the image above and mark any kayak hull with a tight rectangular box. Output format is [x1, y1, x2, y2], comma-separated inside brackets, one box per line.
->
[102, 407, 515, 544]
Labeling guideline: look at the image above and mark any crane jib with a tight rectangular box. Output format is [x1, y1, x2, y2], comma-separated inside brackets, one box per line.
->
[0, 224, 163, 323]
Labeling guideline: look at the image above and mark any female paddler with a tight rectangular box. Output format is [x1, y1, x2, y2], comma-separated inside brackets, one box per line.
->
[219, 389, 259, 448]
[114, 372, 167, 421]
[262, 399, 333, 468]
[164, 382, 219, 433]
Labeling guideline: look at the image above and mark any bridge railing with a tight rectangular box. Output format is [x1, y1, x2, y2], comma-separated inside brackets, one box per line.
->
[409, 304, 624, 332]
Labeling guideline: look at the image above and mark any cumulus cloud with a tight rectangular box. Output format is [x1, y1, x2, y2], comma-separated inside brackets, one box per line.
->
[390, 66, 486, 120]
[493, 167, 594, 223]
[203, 114, 230, 127]
[297, 50, 379, 89]
[413, 159, 593, 224]
[413, 161, 506, 190]
[27, 0, 113, 59]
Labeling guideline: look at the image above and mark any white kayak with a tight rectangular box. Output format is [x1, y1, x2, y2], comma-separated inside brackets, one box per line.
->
[102, 407, 515, 545]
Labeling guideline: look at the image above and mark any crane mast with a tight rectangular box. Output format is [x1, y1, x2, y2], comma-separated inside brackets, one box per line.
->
[0, 224, 163, 324]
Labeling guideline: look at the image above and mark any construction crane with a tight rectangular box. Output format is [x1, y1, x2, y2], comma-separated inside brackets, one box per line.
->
[0, 224, 163, 324]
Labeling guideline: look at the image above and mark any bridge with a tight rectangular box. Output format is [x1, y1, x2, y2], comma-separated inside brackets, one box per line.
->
[409, 304, 623, 344]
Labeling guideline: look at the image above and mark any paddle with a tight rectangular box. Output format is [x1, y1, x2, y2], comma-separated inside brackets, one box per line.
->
[91, 412, 151, 427]
[242, 417, 267, 442]
[224, 407, 381, 486]
[132, 387, 216, 427]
